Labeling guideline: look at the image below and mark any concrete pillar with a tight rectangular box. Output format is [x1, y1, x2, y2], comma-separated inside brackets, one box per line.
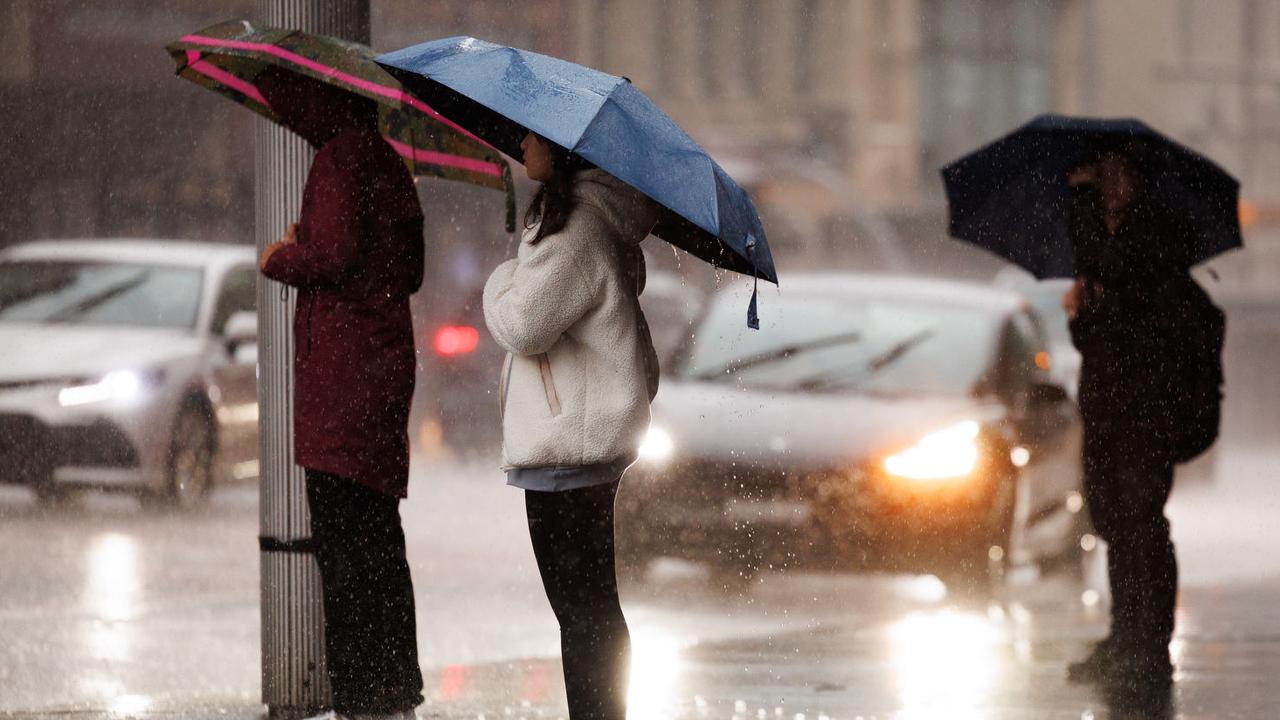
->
[254, 1, 369, 717]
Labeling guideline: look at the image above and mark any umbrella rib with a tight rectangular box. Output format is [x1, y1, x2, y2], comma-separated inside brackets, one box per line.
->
[180, 32, 492, 148]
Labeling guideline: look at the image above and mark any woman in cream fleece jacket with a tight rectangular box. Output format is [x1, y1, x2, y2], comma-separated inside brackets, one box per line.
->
[483, 131, 660, 720]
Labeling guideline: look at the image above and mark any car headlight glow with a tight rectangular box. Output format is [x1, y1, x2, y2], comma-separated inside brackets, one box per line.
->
[882, 420, 981, 481]
[638, 426, 674, 463]
[58, 370, 147, 407]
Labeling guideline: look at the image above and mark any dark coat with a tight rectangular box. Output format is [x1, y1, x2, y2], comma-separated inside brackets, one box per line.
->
[1067, 188, 1223, 457]
[262, 126, 424, 498]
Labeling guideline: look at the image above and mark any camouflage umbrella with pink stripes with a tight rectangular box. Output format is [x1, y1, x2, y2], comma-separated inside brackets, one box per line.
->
[167, 19, 516, 230]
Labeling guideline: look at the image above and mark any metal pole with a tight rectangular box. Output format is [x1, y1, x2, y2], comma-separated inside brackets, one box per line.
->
[254, 2, 370, 717]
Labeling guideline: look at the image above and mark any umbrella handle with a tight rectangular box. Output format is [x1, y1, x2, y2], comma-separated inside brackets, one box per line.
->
[503, 164, 517, 234]
[746, 234, 759, 330]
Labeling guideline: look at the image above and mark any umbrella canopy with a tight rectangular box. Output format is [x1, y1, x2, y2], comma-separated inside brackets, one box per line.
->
[167, 20, 516, 229]
[941, 114, 1242, 278]
[376, 36, 777, 285]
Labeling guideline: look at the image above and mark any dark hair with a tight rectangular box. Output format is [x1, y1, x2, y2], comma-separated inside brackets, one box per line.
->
[523, 135, 592, 244]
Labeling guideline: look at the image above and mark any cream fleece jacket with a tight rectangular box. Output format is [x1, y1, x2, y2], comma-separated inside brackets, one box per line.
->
[484, 169, 662, 470]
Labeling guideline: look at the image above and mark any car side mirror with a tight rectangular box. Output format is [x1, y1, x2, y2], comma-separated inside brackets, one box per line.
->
[1028, 381, 1070, 407]
[223, 311, 258, 363]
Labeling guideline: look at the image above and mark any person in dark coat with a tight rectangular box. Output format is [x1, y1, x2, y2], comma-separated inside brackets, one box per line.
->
[257, 69, 425, 720]
[1063, 149, 1224, 692]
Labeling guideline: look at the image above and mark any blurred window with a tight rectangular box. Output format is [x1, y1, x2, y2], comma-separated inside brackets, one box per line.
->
[794, 0, 818, 94]
[210, 265, 256, 335]
[0, 260, 203, 330]
[697, 0, 718, 96]
[741, 0, 763, 95]
[676, 289, 1002, 397]
[919, 0, 1053, 179]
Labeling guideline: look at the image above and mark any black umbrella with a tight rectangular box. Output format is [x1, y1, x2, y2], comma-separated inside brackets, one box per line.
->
[941, 114, 1242, 278]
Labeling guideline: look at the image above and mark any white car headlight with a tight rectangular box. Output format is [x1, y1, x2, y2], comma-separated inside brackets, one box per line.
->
[638, 426, 674, 464]
[58, 370, 156, 408]
[882, 420, 980, 481]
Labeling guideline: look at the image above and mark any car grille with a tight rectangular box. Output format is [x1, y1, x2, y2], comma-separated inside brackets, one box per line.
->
[634, 457, 848, 505]
[0, 414, 139, 485]
[52, 421, 140, 468]
[0, 414, 54, 484]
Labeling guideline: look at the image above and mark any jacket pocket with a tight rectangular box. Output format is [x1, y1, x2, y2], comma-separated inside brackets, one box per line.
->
[499, 353, 514, 421]
[536, 353, 562, 417]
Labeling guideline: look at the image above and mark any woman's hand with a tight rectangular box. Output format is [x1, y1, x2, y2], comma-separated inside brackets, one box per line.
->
[1064, 276, 1103, 319]
[259, 223, 298, 270]
[1068, 164, 1097, 187]
[1064, 277, 1085, 319]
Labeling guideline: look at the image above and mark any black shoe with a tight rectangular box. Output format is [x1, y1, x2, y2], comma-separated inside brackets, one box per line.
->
[1067, 637, 1119, 684]
[1106, 646, 1174, 692]
[1103, 654, 1174, 718]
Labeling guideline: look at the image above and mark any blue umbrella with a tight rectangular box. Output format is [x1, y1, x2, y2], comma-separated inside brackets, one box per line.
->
[941, 114, 1241, 279]
[376, 37, 777, 299]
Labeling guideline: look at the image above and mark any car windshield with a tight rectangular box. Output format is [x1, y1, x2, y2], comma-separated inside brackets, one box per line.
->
[0, 260, 204, 330]
[676, 290, 1001, 397]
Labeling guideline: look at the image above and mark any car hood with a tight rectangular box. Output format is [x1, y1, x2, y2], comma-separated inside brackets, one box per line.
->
[0, 323, 206, 382]
[649, 379, 1005, 471]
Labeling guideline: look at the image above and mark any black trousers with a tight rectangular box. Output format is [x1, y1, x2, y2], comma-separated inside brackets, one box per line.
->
[1081, 425, 1177, 652]
[306, 470, 424, 714]
[525, 481, 630, 720]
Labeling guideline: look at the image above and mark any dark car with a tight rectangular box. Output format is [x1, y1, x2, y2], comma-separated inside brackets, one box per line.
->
[617, 273, 1089, 590]
[412, 268, 705, 459]
[411, 285, 506, 458]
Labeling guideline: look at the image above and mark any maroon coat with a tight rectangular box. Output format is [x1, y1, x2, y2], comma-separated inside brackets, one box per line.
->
[262, 127, 424, 498]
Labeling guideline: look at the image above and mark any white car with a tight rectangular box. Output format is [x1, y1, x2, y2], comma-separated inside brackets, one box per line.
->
[619, 274, 1088, 591]
[0, 239, 259, 506]
[993, 267, 1081, 398]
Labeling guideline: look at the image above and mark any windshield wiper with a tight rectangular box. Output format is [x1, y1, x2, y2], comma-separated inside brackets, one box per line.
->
[866, 329, 934, 373]
[46, 272, 150, 323]
[786, 329, 936, 393]
[687, 331, 862, 381]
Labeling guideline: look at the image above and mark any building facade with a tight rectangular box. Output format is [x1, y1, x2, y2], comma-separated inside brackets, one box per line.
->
[3, 0, 1276, 297]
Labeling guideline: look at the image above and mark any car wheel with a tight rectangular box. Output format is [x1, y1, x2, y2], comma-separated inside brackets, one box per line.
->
[153, 403, 215, 509]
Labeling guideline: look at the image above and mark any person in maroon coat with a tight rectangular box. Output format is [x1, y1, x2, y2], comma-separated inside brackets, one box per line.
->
[257, 70, 424, 719]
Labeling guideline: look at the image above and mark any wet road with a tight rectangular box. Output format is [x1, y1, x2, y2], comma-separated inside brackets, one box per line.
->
[1, 307, 1279, 719]
[3, 453, 1278, 719]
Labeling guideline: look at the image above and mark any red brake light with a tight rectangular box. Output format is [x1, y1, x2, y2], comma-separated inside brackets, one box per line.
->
[434, 325, 480, 356]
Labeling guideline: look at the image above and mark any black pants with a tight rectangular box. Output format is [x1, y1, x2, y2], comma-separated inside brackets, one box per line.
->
[526, 481, 630, 720]
[306, 470, 424, 714]
[1082, 425, 1177, 652]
